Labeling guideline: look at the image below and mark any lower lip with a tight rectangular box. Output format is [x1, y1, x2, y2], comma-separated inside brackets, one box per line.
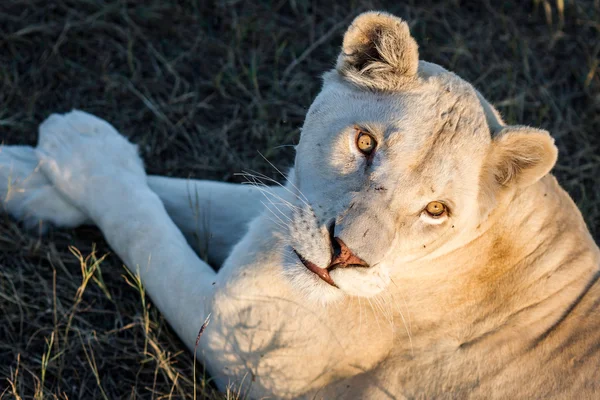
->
[292, 249, 337, 287]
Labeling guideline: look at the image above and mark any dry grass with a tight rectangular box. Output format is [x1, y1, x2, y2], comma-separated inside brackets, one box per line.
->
[0, 0, 598, 398]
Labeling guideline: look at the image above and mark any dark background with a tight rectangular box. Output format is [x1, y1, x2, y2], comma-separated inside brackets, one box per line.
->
[1, 1, 598, 398]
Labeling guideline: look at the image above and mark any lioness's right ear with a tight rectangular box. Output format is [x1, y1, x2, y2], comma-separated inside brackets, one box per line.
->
[486, 126, 558, 190]
[336, 11, 419, 91]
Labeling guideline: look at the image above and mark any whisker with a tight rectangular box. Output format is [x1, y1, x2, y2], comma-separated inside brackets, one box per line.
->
[245, 157, 311, 207]
[256, 152, 311, 204]
[373, 295, 394, 331]
[241, 174, 294, 225]
[246, 183, 304, 213]
[377, 294, 393, 329]
[390, 277, 413, 334]
[238, 171, 310, 210]
[260, 200, 291, 228]
[385, 281, 414, 355]
[358, 296, 364, 335]
[367, 298, 382, 334]
[260, 208, 289, 232]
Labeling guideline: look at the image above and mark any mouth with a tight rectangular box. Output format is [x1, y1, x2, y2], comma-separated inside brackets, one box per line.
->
[293, 249, 337, 287]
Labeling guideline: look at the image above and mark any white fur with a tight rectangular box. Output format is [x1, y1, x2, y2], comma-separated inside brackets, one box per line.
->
[2, 11, 595, 400]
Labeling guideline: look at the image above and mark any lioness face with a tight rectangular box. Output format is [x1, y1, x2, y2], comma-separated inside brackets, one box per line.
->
[286, 72, 491, 302]
[281, 12, 557, 303]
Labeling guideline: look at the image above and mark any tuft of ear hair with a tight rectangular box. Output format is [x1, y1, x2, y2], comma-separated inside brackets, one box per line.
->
[336, 11, 419, 91]
[487, 126, 558, 189]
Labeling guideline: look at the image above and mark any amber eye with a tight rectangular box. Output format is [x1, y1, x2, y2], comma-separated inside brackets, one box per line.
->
[425, 201, 447, 218]
[356, 130, 377, 155]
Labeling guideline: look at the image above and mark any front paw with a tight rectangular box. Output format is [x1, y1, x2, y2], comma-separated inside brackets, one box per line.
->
[0, 145, 88, 232]
[35, 110, 147, 213]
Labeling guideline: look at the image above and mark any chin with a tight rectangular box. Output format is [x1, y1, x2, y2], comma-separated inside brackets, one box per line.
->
[331, 264, 391, 298]
[282, 258, 391, 305]
[282, 261, 346, 304]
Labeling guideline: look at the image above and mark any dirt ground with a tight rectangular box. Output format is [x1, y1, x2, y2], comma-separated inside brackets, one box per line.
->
[1, 0, 598, 398]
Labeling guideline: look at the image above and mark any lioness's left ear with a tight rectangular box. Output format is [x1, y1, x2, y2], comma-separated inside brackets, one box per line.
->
[336, 11, 419, 91]
[487, 126, 558, 189]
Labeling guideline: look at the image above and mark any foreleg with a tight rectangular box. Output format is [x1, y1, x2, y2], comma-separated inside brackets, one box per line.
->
[31, 110, 220, 368]
[0, 146, 274, 266]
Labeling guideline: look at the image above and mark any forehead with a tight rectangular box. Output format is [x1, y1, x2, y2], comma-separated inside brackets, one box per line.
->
[308, 71, 491, 153]
[302, 72, 494, 199]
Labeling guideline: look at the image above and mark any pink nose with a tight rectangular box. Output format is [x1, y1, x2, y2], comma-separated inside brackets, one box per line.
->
[293, 238, 369, 288]
[328, 237, 370, 270]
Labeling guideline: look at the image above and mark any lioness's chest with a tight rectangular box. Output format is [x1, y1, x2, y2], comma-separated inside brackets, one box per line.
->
[201, 260, 394, 397]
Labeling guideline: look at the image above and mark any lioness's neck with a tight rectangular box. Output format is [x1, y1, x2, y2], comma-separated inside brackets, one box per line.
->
[381, 176, 600, 397]
[398, 175, 600, 352]
[469, 175, 599, 339]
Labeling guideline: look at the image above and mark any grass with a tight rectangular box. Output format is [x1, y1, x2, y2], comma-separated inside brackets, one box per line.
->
[0, 0, 599, 398]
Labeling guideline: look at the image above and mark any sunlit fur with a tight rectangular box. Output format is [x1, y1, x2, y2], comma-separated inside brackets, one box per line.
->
[2, 10, 600, 400]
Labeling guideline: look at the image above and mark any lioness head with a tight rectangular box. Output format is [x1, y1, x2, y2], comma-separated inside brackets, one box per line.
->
[282, 11, 558, 303]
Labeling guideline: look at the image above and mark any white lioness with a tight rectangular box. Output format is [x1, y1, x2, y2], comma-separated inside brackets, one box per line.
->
[2, 11, 600, 399]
